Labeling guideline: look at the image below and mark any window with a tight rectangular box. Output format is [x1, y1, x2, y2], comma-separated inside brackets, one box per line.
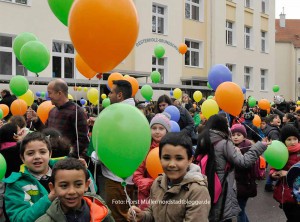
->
[226, 21, 234, 46]
[261, 0, 268, 14]
[0, 0, 30, 5]
[152, 57, 167, 84]
[244, 26, 252, 49]
[0, 34, 28, 76]
[185, 0, 203, 21]
[261, 31, 268, 52]
[226, 63, 235, 78]
[298, 58, 300, 64]
[245, 0, 251, 8]
[185, 39, 203, 67]
[52, 41, 75, 79]
[152, 4, 167, 34]
[244, 66, 252, 89]
[260, 69, 267, 91]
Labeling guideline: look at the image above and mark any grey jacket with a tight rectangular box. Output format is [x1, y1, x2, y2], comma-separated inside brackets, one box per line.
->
[209, 130, 267, 222]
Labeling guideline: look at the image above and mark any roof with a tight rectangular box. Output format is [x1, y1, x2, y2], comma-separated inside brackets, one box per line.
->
[275, 19, 300, 48]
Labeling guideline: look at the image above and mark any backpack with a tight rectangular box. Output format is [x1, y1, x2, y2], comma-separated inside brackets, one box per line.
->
[196, 155, 230, 204]
[253, 156, 266, 180]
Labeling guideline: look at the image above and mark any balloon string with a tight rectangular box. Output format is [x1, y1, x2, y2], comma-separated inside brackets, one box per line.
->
[97, 78, 100, 115]
[74, 69, 80, 158]
[236, 117, 264, 140]
[123, 185, 137, 222]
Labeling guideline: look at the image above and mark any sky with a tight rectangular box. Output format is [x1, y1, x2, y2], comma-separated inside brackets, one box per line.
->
[275, 0, 300, 19]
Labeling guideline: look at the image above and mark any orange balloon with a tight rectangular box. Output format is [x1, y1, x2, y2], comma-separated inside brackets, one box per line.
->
[253, 114, 261, 127]
[124, 76, 139, 97]
[75, 54, 97, 79]
[258, 99, 270, 110]
[37, 101, 55, 124]
[215, 82, 244, 116]
[10, 99, 27, 116]
[145, 147, 163, 179]
[69, 0, 139, 73]
[0, 104, 9, 117]
[267, 108, 270, 114]
[178, 43, 188, 54]
[107, 72, 124, 89]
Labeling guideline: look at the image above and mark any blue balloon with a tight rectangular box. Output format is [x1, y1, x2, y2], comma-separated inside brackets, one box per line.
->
[170, 90, 173, 96]
[208, 64, 232, 91]
[164, 105, 180, 122]
[170, 120, 180, 132]
[36, 91, 41, 97]
[241, 86, 246, 94]
[106, 83, 111, 91]
[80, 99, 86, 105]
[45, 92, 51, 101]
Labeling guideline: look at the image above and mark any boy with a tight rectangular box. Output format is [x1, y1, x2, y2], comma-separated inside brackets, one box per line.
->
[36, 158, 114, 222]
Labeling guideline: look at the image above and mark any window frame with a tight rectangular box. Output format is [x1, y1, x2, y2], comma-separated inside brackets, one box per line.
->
[152, 56, 167, 84]
[184, 39, 203, 68]
[261, 0, 268, 14]
[260, 69, 267, 91]
[152, 3, 167, 35]
[0, 0, 32, 6]
[226, 21, 234, 46]
[244, 0, 252, 8]
[244, 26, 252, 49]
[261, 31, 267, 53]
[185, 0, 204, 22]
[244, 66, 253, 90]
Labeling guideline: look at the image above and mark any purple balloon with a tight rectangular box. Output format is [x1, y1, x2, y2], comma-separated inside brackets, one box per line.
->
[208, 64, 232, 91]
[170, 90, 173, 96]
[36, 91, 41, 97]
[170, 120, 180, 132]
[164, 105, 180, 122]
[80, 99, 86, 105]
[241, 86, 246, 94]
[106, 83, 111, 91]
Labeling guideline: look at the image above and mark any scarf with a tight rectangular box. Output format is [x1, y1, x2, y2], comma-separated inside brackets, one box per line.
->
[287, 143, 300, 153]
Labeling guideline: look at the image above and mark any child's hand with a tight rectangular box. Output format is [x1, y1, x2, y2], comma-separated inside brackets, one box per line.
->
[78, 158, 88, 168]
[127, 206, 144, 222]
[271, 171, 282, 180]
[48, 189, 56, 202]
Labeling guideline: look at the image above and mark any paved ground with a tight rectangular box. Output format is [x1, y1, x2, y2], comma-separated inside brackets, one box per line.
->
[247, 179, 286, 222]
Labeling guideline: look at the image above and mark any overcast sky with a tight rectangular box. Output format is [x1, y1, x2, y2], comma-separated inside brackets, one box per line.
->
[275, 0, 300, 19]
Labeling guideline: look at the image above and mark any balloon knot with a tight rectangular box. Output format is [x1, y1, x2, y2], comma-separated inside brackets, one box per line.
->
[121, 181, 127, 187]
[35, 73, 39, 77]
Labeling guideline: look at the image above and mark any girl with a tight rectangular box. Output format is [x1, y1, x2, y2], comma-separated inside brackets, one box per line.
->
[128, 132, 211, 221]
[195, 114, 268, 222]
[133, 112, 171, 210]
[270, 124, 300, 221]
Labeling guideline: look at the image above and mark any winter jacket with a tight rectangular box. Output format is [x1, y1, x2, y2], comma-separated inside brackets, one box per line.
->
[142, 164, 211, 222]
[270, 144, 300, 204]
[209, 130, 267, 222]
[35, 192, 115, 222]
[263, 124, 280, 140]
[242, 120, 261, 142]
[3, 159, 62, 222]
[176, 105, 195, 137]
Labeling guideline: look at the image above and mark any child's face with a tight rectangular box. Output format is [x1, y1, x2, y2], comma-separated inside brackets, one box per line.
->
[271, 116, 281, 126]
[151, 124, 167, 143]
[231, 132, 245, 145]
[260, 121, 266, 129]
[21, 140, 51, 175]
[160, 144, 192, 184]
[285, 136, 298, 147]
[50, 169, 90, 213]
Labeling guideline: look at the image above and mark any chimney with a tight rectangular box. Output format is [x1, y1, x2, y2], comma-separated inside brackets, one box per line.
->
[279, 7, 286, 28]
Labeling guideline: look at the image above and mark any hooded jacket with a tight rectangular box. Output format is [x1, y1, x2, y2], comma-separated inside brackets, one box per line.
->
[142, 163, 211, 222]
[35, 192, 114, 222]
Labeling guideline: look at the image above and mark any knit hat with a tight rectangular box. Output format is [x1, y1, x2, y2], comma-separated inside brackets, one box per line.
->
[280, 125, 300, 143]
[150, 112, 171, 132]
[230, 124, 247, 138]
[244, 111, 255, 121]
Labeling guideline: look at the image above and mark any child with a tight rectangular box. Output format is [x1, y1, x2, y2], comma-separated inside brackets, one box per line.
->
[231, 124, 257, 222]
[133, 112, 170, 210]
[287, 161, 300, 204]
[36, 158, 114, 222]
[128, 132, 211, 221]
[270, 125, 300, 221]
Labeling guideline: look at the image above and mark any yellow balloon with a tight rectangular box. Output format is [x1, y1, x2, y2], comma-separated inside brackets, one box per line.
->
[101, 94, 107, 99]
[83, 87, 88, 92]
[193, 91, 203, 102]
[297, 101, 300, 105]
[19, 89, 34, 106]
[124, 74, 130, 78]
[173, 88, 182, 99]
[201, 99, 219, 120]
[68, 94, 74, 100]
[84, 101, 88, 106]
[77, 86, 82, 91]
[92, 100, 99, 105]
[87, 88, 99, 103]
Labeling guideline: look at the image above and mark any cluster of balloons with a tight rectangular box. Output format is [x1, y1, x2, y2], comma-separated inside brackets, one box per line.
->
[13, 32, 50, 74]
[164, 105, 181, 133]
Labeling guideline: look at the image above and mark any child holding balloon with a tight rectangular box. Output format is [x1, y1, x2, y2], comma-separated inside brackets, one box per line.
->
[128, 132, 211, 222]
[270, 125, 300, 221]
[133, 112, 171, 210]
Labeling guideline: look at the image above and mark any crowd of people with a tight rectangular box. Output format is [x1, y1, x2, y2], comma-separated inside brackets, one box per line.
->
[0, 80, 300, 222]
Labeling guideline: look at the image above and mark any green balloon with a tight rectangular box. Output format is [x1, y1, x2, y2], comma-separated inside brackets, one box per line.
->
[154, 44, 165, 58]
[13, 32, 38, 62]
[150, 71, 161, 83]
[102, 98, 111, 108]
[0, 109, 3, 120]
[273, 85, 280, 93]
[92, 103, 151, 179]
[264, 140, 289, 170]
[9, 75, 29, 97]
[248, 96, 257, 108]
[20, 41, 50, 73]
[207, 95, 213, 99]
[141, 85, 153, 101]
[207, 82, 212, 90]
[0, 154, 7, 180]
[48, 0, 74, 26]
[40, 92, 46, 98]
